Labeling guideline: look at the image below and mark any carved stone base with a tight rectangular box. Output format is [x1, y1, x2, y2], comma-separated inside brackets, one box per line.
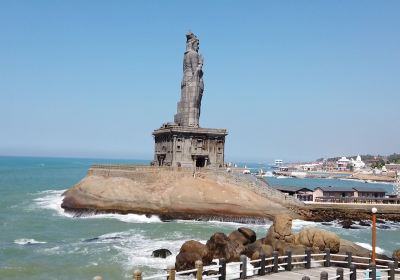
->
[153, 124, 227, 168]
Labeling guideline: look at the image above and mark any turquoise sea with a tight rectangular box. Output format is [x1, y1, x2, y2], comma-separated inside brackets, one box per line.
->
[1, 157, 399, 280]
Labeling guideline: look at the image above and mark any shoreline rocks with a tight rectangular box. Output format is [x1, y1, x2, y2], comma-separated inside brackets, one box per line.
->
[175, 214, 375, 271]
[61, 166, 400, 223]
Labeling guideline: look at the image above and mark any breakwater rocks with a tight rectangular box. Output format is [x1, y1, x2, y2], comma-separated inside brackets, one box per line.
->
[175, 214, 387, 271]
[306, 204, 400, 224]
[61, 165, 298, 221]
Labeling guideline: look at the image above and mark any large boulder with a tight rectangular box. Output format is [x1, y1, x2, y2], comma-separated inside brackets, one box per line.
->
[339, 220, 353, 229]
[228, 227, 256, 246]
[175, 240, 212, 271]
[295, 228, 340, 253]
[206, 232, 243, 262]
[228, 230, 250, 246]
[238, 227, 257, 243]
[243, 239, 273, 260]
[338, 239, 370, 258]
[265, 214, 296, 249]
[392, 248, 400, 260]
[393, 248, 400, 260]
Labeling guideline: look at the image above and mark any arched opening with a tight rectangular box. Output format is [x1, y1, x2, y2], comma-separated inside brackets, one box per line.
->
[196, 157, 206, 168]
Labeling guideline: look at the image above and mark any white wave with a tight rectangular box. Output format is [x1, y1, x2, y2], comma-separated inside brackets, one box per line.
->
[111, 232, 184, 274]
[176, 219, 272, 230]
[80, 213, 162, 223]
[292, 219, 319, 231]
[33, 189, 73, 217]
[355, 242, 385, 254]
[33, 190, 161, 223]
[14, 238, 47, 245]
[339, 178, 367, 183]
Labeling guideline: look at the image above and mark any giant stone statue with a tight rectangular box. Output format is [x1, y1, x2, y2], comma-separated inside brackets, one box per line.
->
[174, 32, 204, 127]
[153, 32, 227, 168]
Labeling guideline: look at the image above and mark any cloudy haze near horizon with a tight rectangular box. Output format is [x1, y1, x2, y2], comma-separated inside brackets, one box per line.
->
[1, 1, 399, 163]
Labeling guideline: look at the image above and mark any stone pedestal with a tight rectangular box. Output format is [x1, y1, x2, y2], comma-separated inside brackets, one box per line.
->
[153, 124, 227, 168]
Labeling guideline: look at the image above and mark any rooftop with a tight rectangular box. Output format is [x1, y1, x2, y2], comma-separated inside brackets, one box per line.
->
[272, 185, 313, 192]
[315, 186, 386, 193]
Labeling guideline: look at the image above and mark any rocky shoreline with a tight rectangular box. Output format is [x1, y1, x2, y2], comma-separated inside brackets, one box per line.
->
[174, 214, 395, 272]
[61, 166, 296, 222]
[61, 165, 400, 224]
[305, 205, 400, 224]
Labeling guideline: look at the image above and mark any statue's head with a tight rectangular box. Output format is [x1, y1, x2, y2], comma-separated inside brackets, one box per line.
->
[186, 32, 199, 52]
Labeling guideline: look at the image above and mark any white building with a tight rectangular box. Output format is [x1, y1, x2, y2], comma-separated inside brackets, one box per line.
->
[350, 155, 366, 171]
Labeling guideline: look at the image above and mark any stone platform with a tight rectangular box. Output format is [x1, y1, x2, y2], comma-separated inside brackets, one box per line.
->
[153, 124, 227, 168]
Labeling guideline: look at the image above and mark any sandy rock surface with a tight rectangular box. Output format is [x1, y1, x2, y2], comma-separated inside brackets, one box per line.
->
[62, 169, 291, 220]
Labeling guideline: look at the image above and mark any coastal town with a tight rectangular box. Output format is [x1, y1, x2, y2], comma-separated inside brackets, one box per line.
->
[266, 154, 400, 183]
[224, 154, 400, 205]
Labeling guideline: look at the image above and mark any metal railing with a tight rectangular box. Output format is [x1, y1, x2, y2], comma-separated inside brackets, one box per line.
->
[92, 248, 399, 280]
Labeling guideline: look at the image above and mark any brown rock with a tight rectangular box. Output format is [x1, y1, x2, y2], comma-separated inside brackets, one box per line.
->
[238, 227, 256, 243]
[175, 240, 212, 271]
[392, 248, 400, 260]
[228, 227, 256, 246]
[265, 214, 296, 247]
[295, 228, 340, 253]
[339, 220, 353, 229]
[61, 168, 292, 220]
[338, 239, 370, 257]
[228, 230, 250, 246]
[243, 239, 273, 260]
[206, 232, 243, 262]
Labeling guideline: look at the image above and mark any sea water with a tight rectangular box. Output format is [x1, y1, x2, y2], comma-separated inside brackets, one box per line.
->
[0, 157, 399, 280]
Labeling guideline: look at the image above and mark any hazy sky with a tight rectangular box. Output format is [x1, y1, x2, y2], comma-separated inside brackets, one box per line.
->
[1, 1, 399, 162]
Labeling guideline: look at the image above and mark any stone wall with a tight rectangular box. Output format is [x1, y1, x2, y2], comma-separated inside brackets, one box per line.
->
[153, 126, 227, 168]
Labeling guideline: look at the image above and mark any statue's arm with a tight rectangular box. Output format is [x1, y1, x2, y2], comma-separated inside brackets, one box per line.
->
[189, 53, 203, 77]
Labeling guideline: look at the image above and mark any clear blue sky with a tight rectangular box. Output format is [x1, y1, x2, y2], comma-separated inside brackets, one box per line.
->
[1, 1, 399, 162]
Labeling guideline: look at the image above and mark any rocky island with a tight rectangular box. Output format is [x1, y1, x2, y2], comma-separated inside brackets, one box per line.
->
[61, 32, 400, 224]
[61, 165, 300, 221]
[61, 32, 305, 221]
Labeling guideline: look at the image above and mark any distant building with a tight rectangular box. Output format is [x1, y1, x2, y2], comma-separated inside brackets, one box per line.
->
[300, 163, 320, 171]
[313, 186, 386, 201]
[386, 163, 400, 172]
[350, 155, 365, 171]
[272, 186, 313, 201]
[336, 157, 350, 171]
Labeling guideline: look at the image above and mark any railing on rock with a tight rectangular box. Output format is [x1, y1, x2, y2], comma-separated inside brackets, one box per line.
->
[93, 248, 400, 280]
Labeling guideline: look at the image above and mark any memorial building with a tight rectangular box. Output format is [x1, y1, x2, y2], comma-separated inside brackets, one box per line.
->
[152, 32, 227, 168]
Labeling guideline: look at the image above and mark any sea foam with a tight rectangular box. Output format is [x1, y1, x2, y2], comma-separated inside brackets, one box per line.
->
[355, 242, 385, 254]
[33, 190, 162, 223]
[14, 238, 47, 245]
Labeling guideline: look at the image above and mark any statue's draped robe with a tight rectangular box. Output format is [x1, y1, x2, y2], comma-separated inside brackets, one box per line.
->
[174, 49, 204, 127]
